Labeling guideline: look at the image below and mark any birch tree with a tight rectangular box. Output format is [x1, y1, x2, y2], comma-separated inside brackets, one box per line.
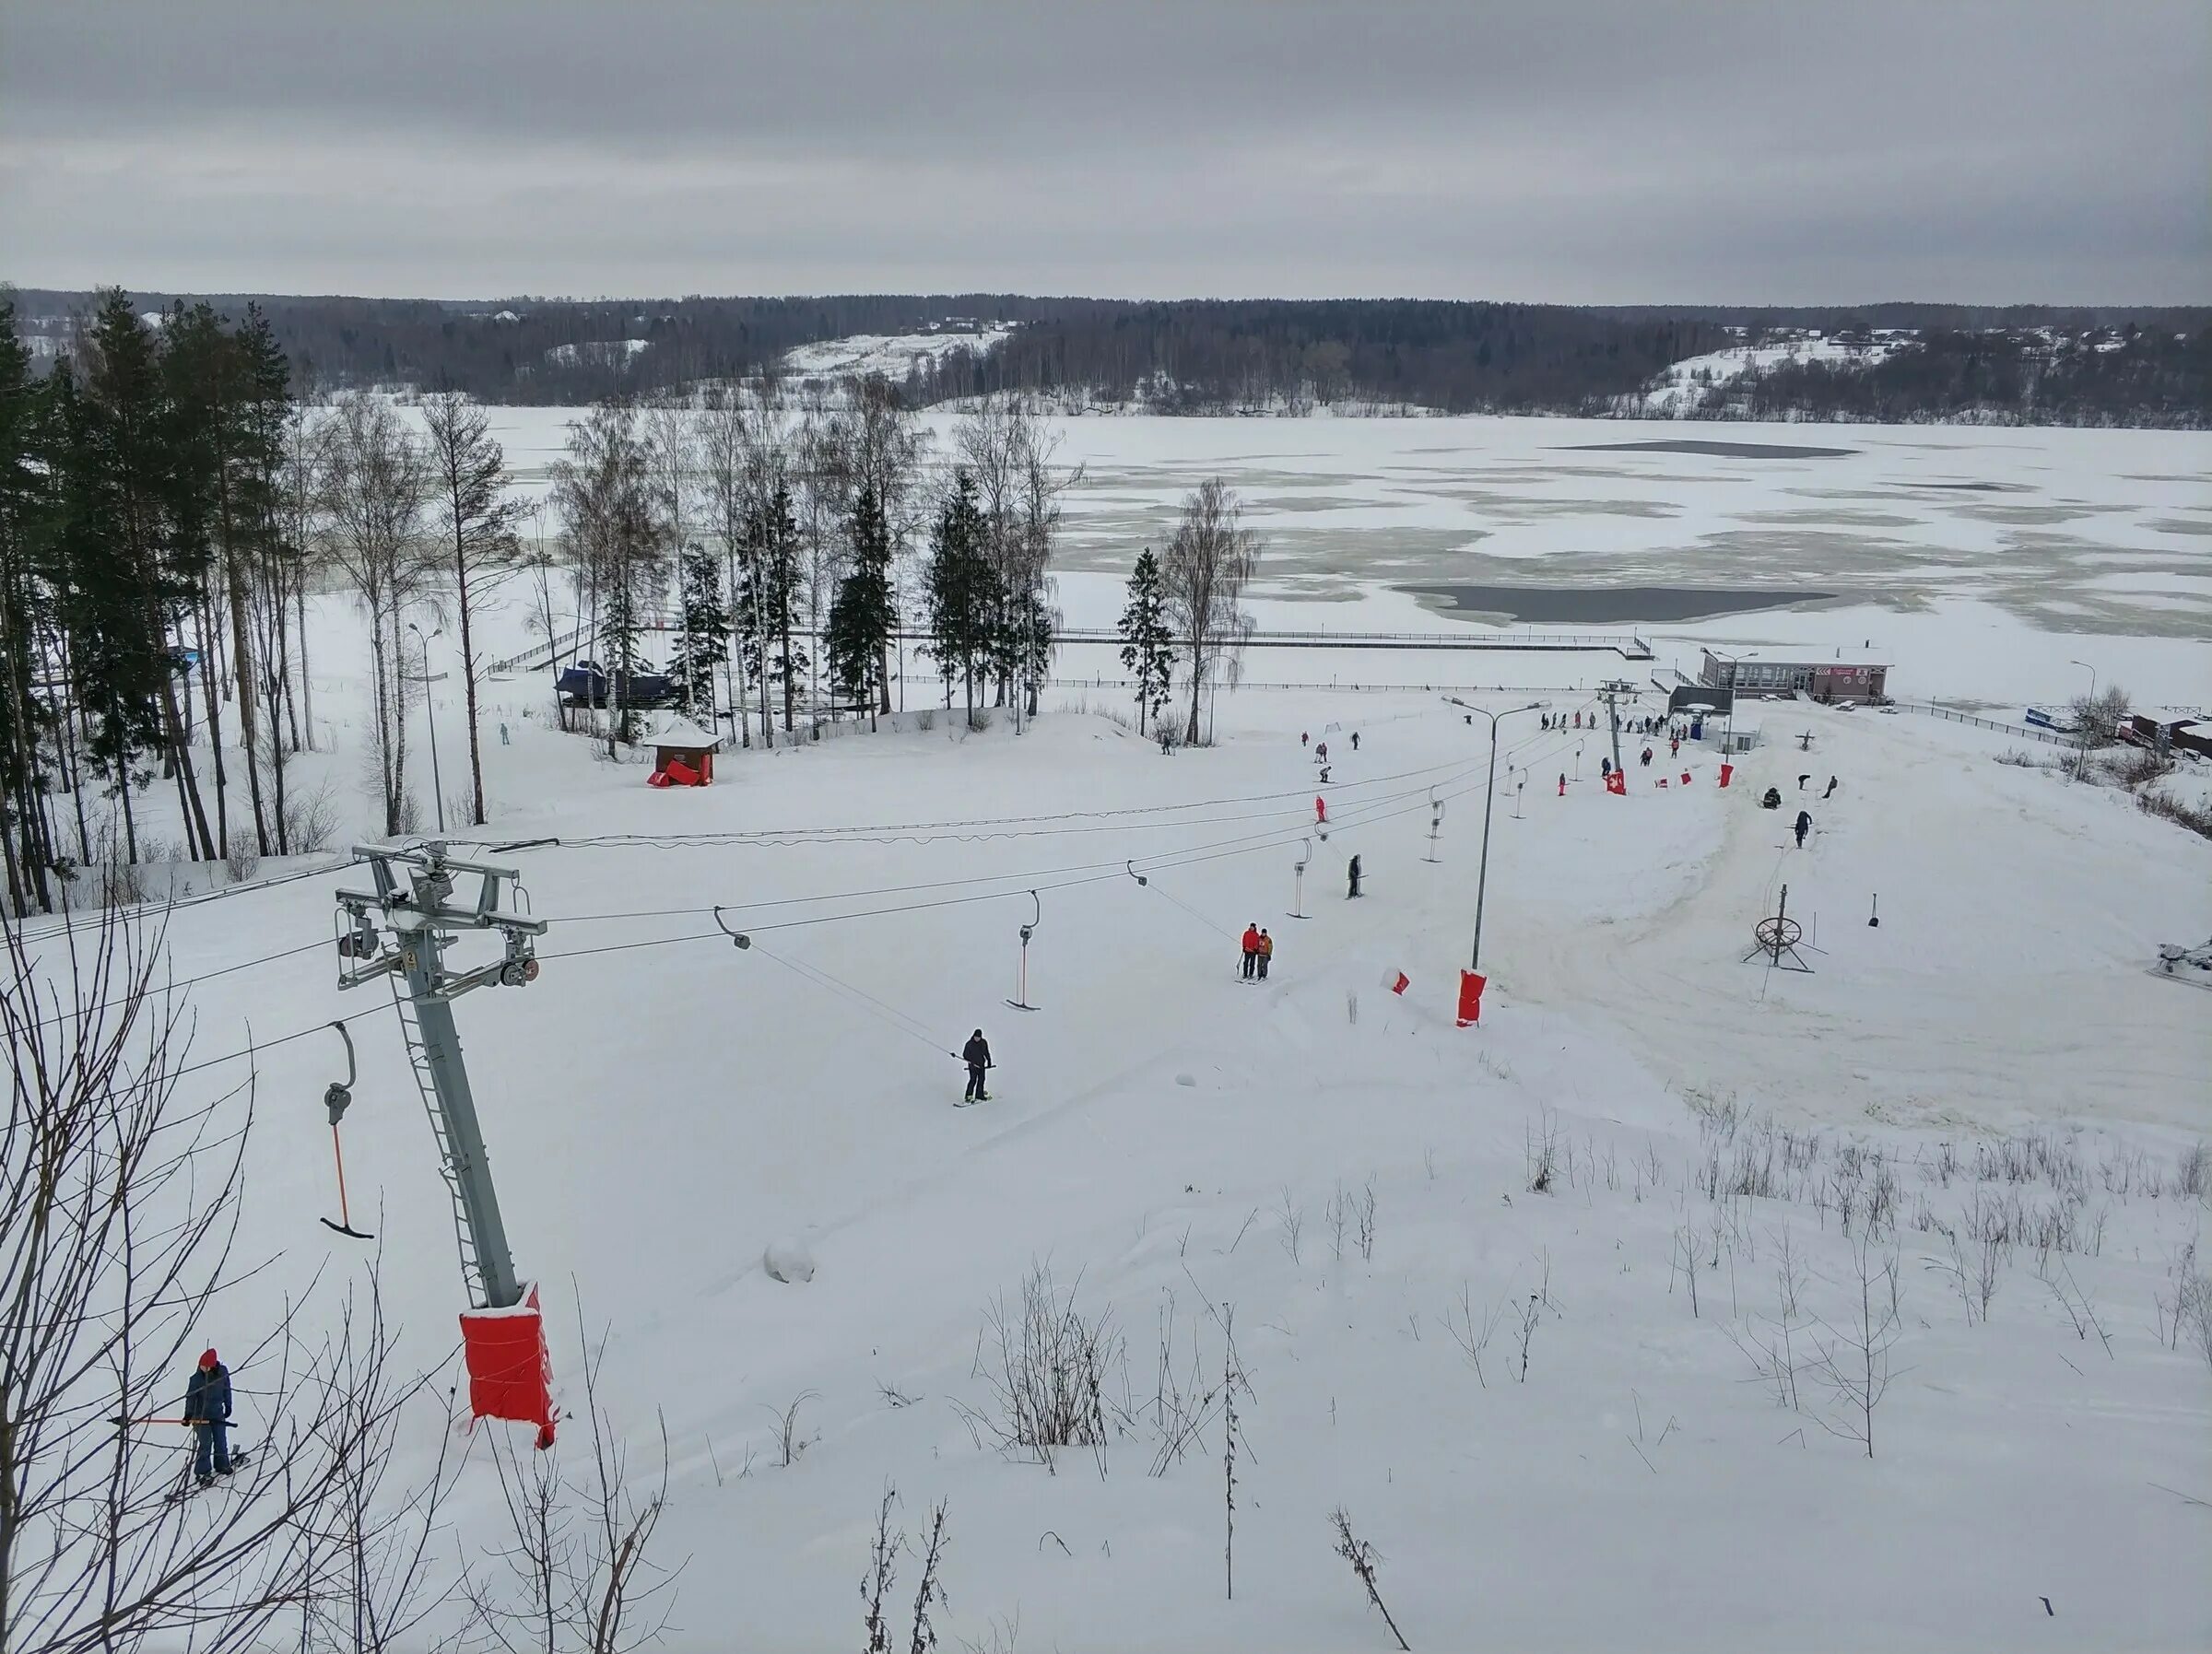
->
[421, 390, 521, 827]
[1160, 477, 1259, 746]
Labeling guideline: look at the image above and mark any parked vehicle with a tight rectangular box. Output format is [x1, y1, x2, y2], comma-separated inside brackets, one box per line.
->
[556, 660, 678, 709]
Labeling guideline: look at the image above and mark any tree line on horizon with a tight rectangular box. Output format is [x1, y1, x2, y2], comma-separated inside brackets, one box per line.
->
[11, 287, 2205, 425]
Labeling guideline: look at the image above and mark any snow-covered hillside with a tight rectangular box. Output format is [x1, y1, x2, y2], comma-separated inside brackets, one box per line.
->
[13, 416, 2210, 1652]
[1641, 333, 1905, 416]
[781, 323, 1014, 381]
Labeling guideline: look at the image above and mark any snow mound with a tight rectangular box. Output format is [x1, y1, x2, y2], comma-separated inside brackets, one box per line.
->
[762, 1238, 816, 1284]
[1175, 1072, 1197, 1087]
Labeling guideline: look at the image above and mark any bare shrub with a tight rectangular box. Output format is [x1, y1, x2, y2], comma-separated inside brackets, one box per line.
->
[2138, 786, 2212, 840]
[1812, 1234, 1902, 1458]
[1327, 1508, 1411, 1651]
[1525, 1111, 1559, 1194]
[1442, 1284, 1505, 1388]
[223, 840, 261, 884]
[914, 708, 937, 733]
[764, 1390, 820, 1467]
[1276, 1187, 1305, 1266]
[966, 1262, 1116, 1472]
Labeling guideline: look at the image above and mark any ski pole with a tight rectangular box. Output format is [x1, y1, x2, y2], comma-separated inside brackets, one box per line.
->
[110, 1415, 193, 1428]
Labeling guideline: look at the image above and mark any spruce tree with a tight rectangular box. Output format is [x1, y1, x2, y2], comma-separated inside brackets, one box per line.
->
[1116, 545, 1175, 736]
[826, 484, 896, 730]
[924, 470, 999, 727]
[671, 544, 730, 717]
[0, 302, 61, 909]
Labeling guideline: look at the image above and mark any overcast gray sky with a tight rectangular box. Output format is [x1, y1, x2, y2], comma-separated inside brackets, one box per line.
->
[2, 0, 2205, 303]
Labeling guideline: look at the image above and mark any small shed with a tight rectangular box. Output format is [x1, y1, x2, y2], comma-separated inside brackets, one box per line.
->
[646, 716, 721, 787]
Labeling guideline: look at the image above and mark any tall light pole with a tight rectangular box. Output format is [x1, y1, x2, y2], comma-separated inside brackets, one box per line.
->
[2069, 659, 2096, 706]
[1447, 697, 1546, 974]
[410, 622, 447, 834]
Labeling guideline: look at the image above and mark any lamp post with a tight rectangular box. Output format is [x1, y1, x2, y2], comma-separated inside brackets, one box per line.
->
[409, 623, 447, 834]
[1446, 697, 1547, 974]
[2069, 659, 2096, 706]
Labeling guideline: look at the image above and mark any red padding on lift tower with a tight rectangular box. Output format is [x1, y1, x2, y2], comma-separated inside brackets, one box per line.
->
[460, 1283, 558, 1449]
[1457, 970, 1487, 1026]
[1605, 770, 1627, 795]
[1390, 970, 1410, 996]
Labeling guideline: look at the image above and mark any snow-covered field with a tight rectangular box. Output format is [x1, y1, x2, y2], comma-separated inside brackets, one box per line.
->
[780, 324, 1015, 382]
[1638, 335, 1903, 416]
[22, 416, 2212, 1651]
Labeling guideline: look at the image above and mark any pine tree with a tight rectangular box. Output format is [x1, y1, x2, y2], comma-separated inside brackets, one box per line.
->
[826, 485, 897, 730]
[0, 300, 62, 910]
[1116, 546, 1175, 737]
[736, 487, 806, 737]
[670, 544, 729, 717]
[924, 471, 1000, 727]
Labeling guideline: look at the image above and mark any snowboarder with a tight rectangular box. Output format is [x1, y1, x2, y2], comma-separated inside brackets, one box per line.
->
[1824, 775, 1839, 799]
[1347, 855, 1363, 899]
[1600, 756, 1612, 778]
[1761, 786, 1783, 810]
[961, 1029, 993, 1102]
[1241, 923, 1261, 980]
[183, 1348, 233, 1488]
[1794, 810, 1812, 849]
[1350, 732, 1359, 752]
[1257, 929, 1274, 979]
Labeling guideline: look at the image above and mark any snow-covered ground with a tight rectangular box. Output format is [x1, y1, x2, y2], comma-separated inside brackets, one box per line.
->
[21, 416, 2211, 1652]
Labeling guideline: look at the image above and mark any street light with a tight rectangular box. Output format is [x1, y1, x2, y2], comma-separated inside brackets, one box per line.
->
[2069, 659, 2096, 706]
[409, 623, 447, 834]
[1445, 697, 1547, 974]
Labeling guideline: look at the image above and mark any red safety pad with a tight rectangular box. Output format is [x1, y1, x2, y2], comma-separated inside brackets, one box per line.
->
[460, 1283, 558, 1449]
[1456, 970, 1487, 1026]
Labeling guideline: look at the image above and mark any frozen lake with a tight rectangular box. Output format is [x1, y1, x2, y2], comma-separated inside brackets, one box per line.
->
[467, 407, 2209, 642]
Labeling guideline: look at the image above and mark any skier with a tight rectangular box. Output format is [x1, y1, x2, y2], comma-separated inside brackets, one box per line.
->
[499, 721, 511, 745]
[1315, 795, 1327, 825]
[1257, 929, 1274, 979]
[1350, 732, 1360, 752]
[1794, 810, 1812, 850]
[1798, 773, 1811, 791]
[1824, 775, 1839, 799]
[1241, 922, 1261, 980]
[1301, 732, 1309, 748]
[1558, 772, 1566, 796]
[183, 1348, 234, 1488]
[1670, 735, 1680, 757]
[1347, 855, 1363, 899]
[1600, 756, 1612, 778]
[1573, 710, 1581, 730]
[1640, 746, 1653, 768]
[961, 1029, 993, 1103]
[1316, 741, 1327, 763]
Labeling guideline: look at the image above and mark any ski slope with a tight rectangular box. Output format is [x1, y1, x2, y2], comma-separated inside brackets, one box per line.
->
[16, 415, 2212, 1651]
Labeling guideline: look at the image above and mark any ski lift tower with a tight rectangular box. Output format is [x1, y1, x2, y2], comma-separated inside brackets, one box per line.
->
[334, 841, 546, 1311]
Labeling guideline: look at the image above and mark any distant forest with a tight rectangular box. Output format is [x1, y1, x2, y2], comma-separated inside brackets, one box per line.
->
[8, 287, 2207, 426]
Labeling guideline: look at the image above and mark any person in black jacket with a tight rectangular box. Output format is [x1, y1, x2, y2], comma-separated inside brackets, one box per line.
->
[184, 1348, 233, 1486]
[961, 1029, 992, 1102]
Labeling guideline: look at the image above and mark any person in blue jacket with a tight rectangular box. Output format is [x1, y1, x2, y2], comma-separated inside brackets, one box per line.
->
[184, 1347, 234, 1486]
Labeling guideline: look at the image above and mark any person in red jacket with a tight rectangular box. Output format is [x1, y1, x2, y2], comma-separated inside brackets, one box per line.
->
[1241, 922, 1261, 979]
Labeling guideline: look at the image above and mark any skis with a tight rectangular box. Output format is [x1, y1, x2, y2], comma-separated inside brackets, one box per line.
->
[167, 1447, 253, 1504]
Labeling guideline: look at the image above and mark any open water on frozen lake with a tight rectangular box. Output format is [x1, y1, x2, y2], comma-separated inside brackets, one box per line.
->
[1406, 582, 1839, 624]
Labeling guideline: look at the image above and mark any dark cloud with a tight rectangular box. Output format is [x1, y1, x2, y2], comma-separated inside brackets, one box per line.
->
[2, 0, 2205, 300]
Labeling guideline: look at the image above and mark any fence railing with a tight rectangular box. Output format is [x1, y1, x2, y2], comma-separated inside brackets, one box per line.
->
[1886, 701, 2073, 745]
